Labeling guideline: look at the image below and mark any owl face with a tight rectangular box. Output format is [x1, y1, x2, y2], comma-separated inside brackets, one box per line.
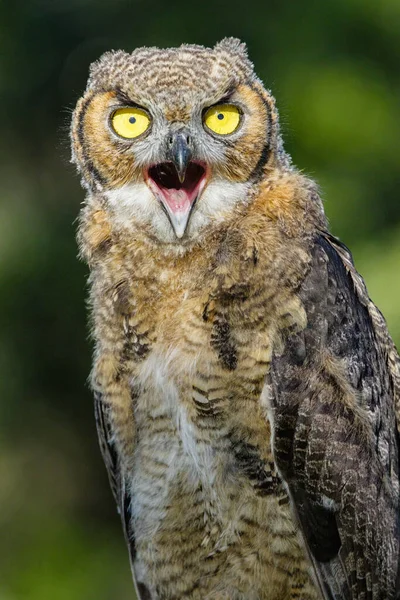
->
[71, 38, 284, 245]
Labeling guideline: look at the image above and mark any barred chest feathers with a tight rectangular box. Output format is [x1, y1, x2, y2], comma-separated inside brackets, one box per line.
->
[95, 218, 313, 596]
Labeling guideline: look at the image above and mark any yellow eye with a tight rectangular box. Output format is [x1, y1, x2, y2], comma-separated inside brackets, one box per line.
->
[111, 107, 151, 139]
[203, 104, 241, 135]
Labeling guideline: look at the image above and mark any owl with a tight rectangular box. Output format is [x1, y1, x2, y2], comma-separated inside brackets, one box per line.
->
[71, 38, 400, 599]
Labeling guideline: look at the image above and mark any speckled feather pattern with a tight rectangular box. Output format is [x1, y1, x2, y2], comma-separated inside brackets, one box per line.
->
[71, 38, 400, 600]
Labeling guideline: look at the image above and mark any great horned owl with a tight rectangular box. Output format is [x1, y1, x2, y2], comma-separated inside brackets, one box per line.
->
[70, 38, 400, 599]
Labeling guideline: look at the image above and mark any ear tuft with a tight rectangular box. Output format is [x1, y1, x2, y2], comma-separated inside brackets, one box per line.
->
[87, 50, 129, 89]
[215, 37, 248, 58]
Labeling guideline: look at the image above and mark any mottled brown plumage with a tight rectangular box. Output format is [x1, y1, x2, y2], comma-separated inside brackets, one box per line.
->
[71, 38, 400, 599]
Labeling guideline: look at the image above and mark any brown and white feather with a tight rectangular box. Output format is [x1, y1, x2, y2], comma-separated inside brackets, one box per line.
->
[71, 38, 400, 600]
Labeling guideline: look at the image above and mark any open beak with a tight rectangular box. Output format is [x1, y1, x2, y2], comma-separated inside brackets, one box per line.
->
[146, 134, 207, 239]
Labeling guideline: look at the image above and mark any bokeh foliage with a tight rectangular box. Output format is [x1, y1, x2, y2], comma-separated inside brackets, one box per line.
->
[0, 0, 399, 597]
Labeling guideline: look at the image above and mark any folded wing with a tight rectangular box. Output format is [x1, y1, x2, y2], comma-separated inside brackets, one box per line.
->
[268, 234, 400, 599]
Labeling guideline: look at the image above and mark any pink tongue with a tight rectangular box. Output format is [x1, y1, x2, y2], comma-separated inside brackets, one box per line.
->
[161, 188, 192, 213]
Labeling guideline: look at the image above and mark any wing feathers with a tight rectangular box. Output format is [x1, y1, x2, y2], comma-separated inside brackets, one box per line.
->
[94, 392, 151, 600]
[323, 232, 400, 429]
[269, 233, 400, 599]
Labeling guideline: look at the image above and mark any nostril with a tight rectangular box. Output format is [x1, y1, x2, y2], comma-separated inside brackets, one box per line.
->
[168, 131, 192, 150]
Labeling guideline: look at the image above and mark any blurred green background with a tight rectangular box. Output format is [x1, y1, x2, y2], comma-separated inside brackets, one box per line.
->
[0, 0, 399, 598]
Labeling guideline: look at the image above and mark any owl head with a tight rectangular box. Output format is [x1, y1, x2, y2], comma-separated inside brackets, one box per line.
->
[71, 38, 289, 245]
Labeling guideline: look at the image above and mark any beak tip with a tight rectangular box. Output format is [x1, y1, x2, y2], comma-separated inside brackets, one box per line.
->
[160, 203, 191, 239]
[172, 222, 187, 239]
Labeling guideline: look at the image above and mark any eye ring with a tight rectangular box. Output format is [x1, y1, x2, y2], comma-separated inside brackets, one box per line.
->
[203, 103, 242, 137]
[109, 106, 152, 140]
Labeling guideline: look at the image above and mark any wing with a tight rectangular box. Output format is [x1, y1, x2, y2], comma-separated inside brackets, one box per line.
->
[268, 233, 400, 600]
[94, 392, 152, 600]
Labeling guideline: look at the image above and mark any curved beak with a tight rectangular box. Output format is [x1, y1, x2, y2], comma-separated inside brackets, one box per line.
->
[170, 132, 192, 183]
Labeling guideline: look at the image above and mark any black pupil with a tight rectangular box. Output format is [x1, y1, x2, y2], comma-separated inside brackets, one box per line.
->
[129, 116, 136, 124]
[217, 113, 224, 120]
